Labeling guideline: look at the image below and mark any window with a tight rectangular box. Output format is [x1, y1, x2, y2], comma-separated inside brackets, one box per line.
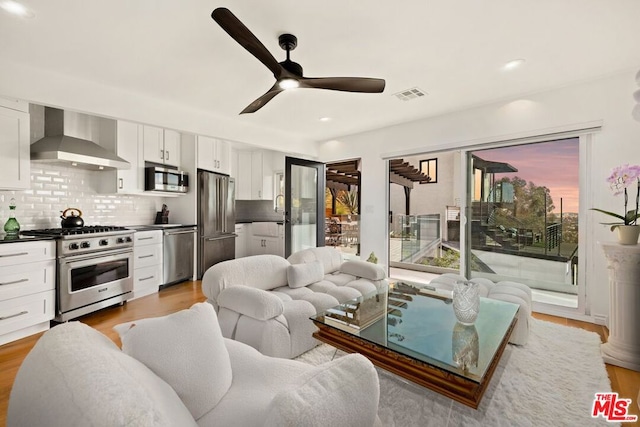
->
[419, 158, 438, 184]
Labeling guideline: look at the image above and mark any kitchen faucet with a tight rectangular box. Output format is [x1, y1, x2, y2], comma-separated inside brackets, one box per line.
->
[274, 194, 285, 212]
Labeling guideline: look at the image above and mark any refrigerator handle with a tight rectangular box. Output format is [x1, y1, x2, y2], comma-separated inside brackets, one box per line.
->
[222, 177, 228, 233]
[218, 177, 224, 233]
[216, 177, 222, 233]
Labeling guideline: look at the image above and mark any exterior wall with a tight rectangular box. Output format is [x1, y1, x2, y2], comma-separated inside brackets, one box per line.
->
[389, 151, 457, 237]
[317, 69, 640, 324]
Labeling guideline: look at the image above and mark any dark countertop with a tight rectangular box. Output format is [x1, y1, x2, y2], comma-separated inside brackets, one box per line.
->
[0, 234, 56, 244]
[127, 224, 197, 231]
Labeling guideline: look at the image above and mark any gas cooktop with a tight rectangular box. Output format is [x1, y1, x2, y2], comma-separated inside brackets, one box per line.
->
[22, 226, 130, 237]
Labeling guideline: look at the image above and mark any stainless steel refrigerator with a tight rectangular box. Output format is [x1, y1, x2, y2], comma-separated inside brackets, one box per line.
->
[197, 170, 236, 278]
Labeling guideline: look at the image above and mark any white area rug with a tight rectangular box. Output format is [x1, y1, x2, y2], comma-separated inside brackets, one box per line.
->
[296, 318, 617, 427]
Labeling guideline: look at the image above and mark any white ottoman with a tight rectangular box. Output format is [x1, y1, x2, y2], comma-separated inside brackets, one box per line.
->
[427, 274, 531, 346]
[486, 281, 531, 346]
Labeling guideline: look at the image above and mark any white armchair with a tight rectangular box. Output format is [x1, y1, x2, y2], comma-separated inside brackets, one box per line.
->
[8, 303, 381, 427]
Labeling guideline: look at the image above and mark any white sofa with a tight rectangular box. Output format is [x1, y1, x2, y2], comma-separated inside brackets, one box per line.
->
[8, 303, 381, 427]
[202, 247, 388, 359]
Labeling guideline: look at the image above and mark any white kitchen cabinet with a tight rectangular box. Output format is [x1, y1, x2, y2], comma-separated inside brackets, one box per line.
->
[0, 240, 56, 345]
[98, 121, 144, 194]
[249, 222, 283, 256]
[250, 235, 282, 256]
[0, 97, 29, 112]
[197, 136, 230, 174]
[132, 230, 163, 300]
[143, 125, 181, 168]
[163, 129, 181, 168]
[0, 105, 30, 190]
[235, 150, 274, 200]
[235, 223, 248, 258]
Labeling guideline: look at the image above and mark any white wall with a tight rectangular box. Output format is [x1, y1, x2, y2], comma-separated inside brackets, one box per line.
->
[317, 70, 640, 323]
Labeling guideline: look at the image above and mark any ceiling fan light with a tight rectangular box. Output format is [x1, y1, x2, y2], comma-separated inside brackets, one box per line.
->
[0, 1, 34, 17]
[278, 78, 299, 90]
[503, 58, 526, 71]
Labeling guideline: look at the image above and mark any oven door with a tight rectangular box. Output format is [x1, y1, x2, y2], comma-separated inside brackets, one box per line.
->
[58, 249, 133, 316]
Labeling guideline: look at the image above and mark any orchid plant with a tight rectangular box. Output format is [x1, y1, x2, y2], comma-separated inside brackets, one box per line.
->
[592, 164, 640, 230]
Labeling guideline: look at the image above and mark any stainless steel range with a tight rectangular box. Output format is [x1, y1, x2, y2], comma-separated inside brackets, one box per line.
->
[22, 226, 134, 321]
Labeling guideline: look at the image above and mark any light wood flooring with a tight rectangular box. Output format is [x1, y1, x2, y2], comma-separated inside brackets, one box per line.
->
[1, 281, 638, 426]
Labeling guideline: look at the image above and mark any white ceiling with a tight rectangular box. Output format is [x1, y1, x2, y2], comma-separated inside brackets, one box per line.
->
[1, 0, 640, 145]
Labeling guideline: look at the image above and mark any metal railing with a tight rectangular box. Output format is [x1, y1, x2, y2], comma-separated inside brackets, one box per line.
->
[390, 214, 441, 263]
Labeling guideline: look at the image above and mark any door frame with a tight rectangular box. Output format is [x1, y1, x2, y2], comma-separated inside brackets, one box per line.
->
[284, 156, 326, 257]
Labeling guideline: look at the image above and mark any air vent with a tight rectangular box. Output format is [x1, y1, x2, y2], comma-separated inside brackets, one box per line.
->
[394, 87, 427, 101]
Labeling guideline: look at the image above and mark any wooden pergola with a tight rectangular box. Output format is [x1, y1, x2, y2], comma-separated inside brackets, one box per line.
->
[389, 158, 432, 215]
[326, 160, 360, 215]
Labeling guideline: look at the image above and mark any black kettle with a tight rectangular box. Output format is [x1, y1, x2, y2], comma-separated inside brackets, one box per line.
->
[60, 208, 84, 228]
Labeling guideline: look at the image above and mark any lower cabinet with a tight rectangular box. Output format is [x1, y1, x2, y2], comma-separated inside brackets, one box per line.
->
[249, 223, 284, 257]
[235, 224, 248, 258]
[0, 240, 56, 345]
[250, 236, 283, 256]
[132, 230, 163, 300]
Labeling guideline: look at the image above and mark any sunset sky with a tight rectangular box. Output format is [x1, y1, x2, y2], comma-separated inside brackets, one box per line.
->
[474, 138, 580, 213]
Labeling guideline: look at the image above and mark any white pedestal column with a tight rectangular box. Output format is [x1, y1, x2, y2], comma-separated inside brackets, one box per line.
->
[600, 242, 640, 371]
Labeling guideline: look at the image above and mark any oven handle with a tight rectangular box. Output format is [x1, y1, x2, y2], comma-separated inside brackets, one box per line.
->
[61, 249, 133, 262]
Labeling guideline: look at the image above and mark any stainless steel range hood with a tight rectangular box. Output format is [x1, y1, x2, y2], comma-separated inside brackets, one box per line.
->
[30, 107, 130, 170]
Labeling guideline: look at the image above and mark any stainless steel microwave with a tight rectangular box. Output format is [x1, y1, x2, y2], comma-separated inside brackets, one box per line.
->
[145, 166, 189, 193]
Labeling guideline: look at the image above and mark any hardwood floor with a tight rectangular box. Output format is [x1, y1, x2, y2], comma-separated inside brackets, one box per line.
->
[0, 281, 638, 426]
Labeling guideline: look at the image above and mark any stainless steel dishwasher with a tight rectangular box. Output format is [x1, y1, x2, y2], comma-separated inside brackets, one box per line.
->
[162, 226, 197, 287]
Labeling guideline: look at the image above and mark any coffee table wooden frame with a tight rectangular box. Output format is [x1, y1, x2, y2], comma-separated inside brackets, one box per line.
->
[312, 313, 517, 409]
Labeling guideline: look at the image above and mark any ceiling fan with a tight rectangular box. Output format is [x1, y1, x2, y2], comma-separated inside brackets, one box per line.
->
[211, 7, 386, 114]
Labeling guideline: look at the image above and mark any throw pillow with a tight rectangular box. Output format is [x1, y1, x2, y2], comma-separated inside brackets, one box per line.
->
[263, 353, 380, 427]
[287, 260, 324, 288]
[7, 322, 197, 427]
[114, 302, 232, 421]
[339, 259, 385, 281]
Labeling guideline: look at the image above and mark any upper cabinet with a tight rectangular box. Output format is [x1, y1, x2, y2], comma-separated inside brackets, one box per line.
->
[0, 103, 30, 190]
[98, 121, 144, 194]
[235, 150, 273, 200]
[196, 136, 230, 174]
[142, 125, 181, 168]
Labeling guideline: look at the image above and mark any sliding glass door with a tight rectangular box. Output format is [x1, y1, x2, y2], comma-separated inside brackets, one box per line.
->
[464, 138, 580, 308]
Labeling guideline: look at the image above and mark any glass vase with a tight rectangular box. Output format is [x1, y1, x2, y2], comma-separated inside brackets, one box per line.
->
[453, 280, 480, 325]
[4, 198, 20, 236]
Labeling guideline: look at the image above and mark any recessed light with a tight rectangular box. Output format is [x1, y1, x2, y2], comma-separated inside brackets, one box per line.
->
[0, 1, 35, 18]
[503, 59, 526, 71]
[319, 117, 332, 122]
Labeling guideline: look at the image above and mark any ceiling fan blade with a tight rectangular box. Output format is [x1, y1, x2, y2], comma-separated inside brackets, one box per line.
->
[212, 8, 282, 78]
[240, 84, 283, 114]
[300, 77, 385, 93]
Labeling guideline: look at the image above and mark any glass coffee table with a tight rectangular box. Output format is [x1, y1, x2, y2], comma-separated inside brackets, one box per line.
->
[310, 280, 519, 409]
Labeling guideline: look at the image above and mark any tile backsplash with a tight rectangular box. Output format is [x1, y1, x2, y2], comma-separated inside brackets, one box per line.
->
[236, 200, 284, 223]
[0, 164, 160, 230]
